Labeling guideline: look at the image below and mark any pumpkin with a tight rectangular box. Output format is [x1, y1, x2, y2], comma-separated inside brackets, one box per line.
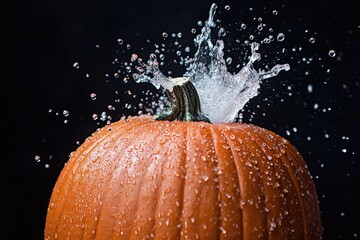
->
[45, 78, 322, 239]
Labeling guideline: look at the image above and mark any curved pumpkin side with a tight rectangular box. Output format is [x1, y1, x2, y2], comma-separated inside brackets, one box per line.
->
[241, 124, 322, 239]
[44, 117, 155, 239]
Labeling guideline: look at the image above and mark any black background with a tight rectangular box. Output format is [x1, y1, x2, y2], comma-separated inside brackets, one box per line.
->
[5, 0, 360, 239]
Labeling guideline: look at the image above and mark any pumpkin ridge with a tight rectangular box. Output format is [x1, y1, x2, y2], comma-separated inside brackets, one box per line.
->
[254, 130, 298, 239]
[282, 143, 321, 239]
[216, 125, 252, 239]
[195, 123, 223, 238]
[264, 132, 311, 239]
[281, 147, 309, 239]
[125, 121, 167, 239]
[109, 120, 157, 239]
[120, 129, 159, 238]
[220, 124, 252, 240]
[223, 126, 262, 239]
[208, 126, 229, 239]
[139, 121, 185, 239]
[93, 120, 154, 239]
[245, 127, 293, 239]
[218, 128, 244, 239]
[178, 123, 191, 240]
[238, 126, 270, 239]
[48, 120, 131, 238]
[252, 128, 310, 238]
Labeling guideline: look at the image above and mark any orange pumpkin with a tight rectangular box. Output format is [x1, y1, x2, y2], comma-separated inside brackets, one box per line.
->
[45, 78, 322, 239]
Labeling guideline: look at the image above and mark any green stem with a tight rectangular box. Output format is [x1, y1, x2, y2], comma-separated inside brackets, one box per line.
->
[155, 77, 210, 123]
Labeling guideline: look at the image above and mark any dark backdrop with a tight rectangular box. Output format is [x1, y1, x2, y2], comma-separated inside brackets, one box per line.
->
[5, 0, 360, 239]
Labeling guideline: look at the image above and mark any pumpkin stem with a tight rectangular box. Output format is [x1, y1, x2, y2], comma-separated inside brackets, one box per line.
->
[155, 77, 210, 122]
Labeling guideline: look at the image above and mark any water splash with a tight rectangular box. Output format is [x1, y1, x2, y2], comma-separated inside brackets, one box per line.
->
[133, 3, 290, 123]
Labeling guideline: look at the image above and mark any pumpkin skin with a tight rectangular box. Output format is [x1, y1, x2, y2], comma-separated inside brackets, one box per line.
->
[44, 116, 322, 239]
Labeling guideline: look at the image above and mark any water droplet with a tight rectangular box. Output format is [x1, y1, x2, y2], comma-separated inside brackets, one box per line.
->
[269, 221, 277, 231]
[100, 112, 107, 122]
[34, 155, 41, 162]
[277, 33, 285, 42]
[202, 175, 209, 181]
[224, 5, 230, 10]
[309, 37, 316, 43]
[162, 32, 168, 38]
[90, 93, 97, 100]
[307, 84, 313, 93]
[131, 54, 138, 62]
[63, 110, 69, 117]
[72, 62, 80, 69]
[219, 227, 227, 235]
[328, 49, 336, 57]
[226, 57, 232, 65]
[272, 10, 278, 15]
[117, 38, 124, 45]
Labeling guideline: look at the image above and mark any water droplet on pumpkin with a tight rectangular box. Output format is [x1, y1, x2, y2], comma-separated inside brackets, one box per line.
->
[219, 227, 227, 236]
[269, 220, 277, 231]
[202, 175, 209, 181]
